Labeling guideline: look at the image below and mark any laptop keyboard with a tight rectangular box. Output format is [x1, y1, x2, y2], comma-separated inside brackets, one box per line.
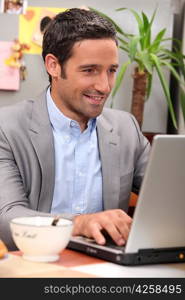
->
[104, 239, 126, 251]
[69, 236, 126, 255]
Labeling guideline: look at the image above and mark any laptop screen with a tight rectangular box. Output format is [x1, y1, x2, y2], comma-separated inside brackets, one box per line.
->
[125, 135, 185, 253]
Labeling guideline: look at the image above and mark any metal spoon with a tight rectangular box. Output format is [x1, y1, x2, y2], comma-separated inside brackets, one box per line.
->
[51, 216, 60, 226]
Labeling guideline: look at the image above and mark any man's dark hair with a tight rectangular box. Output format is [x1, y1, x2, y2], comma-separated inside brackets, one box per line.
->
[42, 8, 117, 82]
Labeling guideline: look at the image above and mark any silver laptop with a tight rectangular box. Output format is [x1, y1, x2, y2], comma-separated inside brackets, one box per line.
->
[68, 135, 185, 265]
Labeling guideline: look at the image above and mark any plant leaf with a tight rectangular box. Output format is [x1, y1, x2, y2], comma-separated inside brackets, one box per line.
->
[146, 73, 153, 100]
[118, 37, 129, 52]
[120, 45, 129, 53]
[129, 9, 144, 36]
[88, 7, 130, 38]
[161, 60, 184, 85]
[142, 12, 151, 48]
[112, 61, 130, 98]
[118, 37, 129, 45]
[116, 7, 127, 11]
[150, 28, 166, 52]
[139, 51, 153, 74]
[129, 36, 140, 61]
[150, 54, 177, 129]
[179, 89, 185, 121]
[149, 7, 157, 27]
[142, 7, 157, 49]
[142, 11, 150, 30]
[161, 48, 183, 63]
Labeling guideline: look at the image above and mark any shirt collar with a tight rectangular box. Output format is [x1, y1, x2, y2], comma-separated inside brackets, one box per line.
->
[46, 87, 97, 134]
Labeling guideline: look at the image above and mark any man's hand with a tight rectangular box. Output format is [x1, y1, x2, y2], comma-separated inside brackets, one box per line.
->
[72, 209, 132, 246]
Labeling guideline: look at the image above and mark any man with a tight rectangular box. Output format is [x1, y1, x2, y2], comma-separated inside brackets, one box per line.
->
[0, 8, 150, 250]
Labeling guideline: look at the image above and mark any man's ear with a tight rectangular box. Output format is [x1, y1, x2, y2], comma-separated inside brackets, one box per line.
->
[44, 54, 61, 79]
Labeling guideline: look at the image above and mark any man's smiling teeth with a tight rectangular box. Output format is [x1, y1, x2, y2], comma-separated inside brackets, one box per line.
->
[85, 94, 103, 100]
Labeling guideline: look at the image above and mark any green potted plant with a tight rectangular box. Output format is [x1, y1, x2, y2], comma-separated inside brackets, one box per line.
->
[90, 7, 185, 130]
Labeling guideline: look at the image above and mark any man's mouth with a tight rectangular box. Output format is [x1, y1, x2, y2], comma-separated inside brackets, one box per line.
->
[84, 93, 105, 105]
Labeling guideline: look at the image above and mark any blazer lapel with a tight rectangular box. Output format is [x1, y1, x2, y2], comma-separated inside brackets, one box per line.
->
[97, 116, 120, 210]
[29, 91, 55, 212]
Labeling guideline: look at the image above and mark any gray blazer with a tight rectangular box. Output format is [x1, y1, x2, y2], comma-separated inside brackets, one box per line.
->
[0, 90, 150, 249]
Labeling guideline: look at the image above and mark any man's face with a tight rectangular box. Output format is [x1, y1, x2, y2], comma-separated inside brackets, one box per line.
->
[50, 39, 119, 126]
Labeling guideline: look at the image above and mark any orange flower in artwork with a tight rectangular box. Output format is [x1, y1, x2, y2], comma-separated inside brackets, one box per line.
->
[5, 39, 30, 68]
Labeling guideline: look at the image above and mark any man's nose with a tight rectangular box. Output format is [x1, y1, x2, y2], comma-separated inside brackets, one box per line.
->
[94, 74, 111, 94]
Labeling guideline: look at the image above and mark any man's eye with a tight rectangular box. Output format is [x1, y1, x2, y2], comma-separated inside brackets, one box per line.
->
[109, 68, 117, 73]
[83, 69, 93, 73]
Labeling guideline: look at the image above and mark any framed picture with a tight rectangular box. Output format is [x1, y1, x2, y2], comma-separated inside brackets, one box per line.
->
[0, 0, 27, 15]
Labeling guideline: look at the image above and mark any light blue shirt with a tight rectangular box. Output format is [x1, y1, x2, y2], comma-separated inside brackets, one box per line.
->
[46, 88, 103, 215]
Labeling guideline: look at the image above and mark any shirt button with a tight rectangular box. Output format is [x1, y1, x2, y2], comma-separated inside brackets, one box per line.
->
[70, 121, 76, 127]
